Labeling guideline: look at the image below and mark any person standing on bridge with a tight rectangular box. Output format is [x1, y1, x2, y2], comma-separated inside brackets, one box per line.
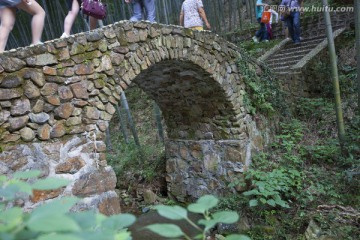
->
[61, 0, 97, 38]
[124, 0, 156, 23]
[0, 0, 45, 53]
[179, 0, 211, 31]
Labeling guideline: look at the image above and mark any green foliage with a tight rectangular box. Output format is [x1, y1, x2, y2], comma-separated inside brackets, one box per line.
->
[107, 86, 166, 186]
[107, 140, 165, 185]
[236, 54, 288, 117]
[241, 168, 302, 209]
[146, 195, 247, 240]
[239, 40, 282, 59]
[0, 171, 135, 240]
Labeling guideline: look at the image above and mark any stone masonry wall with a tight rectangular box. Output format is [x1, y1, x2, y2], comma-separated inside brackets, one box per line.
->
[0, 21, 272, 210]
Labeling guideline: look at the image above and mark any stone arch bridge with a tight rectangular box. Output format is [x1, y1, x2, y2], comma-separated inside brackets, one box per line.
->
[0, 21, 269, 214]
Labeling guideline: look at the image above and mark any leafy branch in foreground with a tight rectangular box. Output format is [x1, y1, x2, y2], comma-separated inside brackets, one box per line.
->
[0, 171, 135, 240]
[145, 195, 250, 240]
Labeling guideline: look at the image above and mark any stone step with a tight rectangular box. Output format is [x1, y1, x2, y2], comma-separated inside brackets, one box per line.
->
[275, 47, 316, 57]
[273, 43, 319, 59]
[274, 71, 302, 75]
[269, 50, 310, 63]
[267, 59, 300, 68]
[303, 25, 345, 36]
[280, 38, 324, 52]
[271, 65, 292, 72]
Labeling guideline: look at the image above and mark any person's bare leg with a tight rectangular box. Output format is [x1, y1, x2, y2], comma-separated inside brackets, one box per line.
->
[17, 1, 45, 45]
[89, 16, 97, 30]
[0, 7, 16, 53]
[63, 0, 80, 36]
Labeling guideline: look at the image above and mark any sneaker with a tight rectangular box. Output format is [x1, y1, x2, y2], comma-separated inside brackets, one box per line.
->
[60, 33, 69, 38]
[252, 36, 259, 43]
[30, 41, 43, 47]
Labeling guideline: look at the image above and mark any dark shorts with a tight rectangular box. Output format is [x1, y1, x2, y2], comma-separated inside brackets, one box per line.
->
[0, 0, 21, 9]
[66, 0, 82, 10]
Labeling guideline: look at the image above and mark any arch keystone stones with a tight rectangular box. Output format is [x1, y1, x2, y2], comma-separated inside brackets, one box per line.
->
[0, 21, 271, 211]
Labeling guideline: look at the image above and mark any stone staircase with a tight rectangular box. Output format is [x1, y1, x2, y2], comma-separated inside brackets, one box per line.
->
[258, 11, 354, 97]
[261, 29, 345, 75]
[265, 36, 326, 75]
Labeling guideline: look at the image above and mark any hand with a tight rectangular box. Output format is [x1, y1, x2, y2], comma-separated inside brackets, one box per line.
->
[206, 22, 211, 30]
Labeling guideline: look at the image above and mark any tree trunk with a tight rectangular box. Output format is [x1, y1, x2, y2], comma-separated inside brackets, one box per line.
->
[322, 0, 346, 146]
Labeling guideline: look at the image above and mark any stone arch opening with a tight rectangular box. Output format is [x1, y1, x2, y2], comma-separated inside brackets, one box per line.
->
[131, 59, 239, 140]
[118, 58, 247, 202]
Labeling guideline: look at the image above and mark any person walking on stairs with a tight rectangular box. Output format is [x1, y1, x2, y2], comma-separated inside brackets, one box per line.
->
[253, 0, 268, 43]
[264, 5, 279, 40]
[280, 0, 304, 44]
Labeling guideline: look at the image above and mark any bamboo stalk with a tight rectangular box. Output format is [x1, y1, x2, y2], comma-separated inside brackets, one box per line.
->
[105, 127, 113, 151]
[355, 0, 360, 115]
[322, 0, 346, 147]
[115, 104, 129, 144]
[153, 102, 164, 143]
[120, 92, 140, 147]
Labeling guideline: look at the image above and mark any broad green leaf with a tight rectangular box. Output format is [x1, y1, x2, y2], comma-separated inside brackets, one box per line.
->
[154, 205, 187, 220]
[27, 197, 80, 231]
[115, 230, 132, 240]
[101, 214, 136, 230]
[32, 177, 70, 190]
[212, 211, 239, 224]
[225, 234, 251, 240]
[68, 211, 97, 230]
[243, 189, 259, 196]
[198, 219, 217, 232]
[76, 230, 114, 240]
[0, 232, 14, 240]
[0, 207, 23, 232]
[260, 198, 267, 204]
[0, 175, 7, 183]
[267, 199, 276, 207]
[27, 214, 81, 232]
[13, 170, 41, 179]
[188, 195, 218, 214]
[36, 233, 81, 240]
[249, 199, 258, 207]
[145, 224, 185, 238]
[0, 184, 21, 200]
[96, 213, 107, 225]
[194, 233, 204, 240]
[30, 197, 78, 218]
[11, 180, 33, 195]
